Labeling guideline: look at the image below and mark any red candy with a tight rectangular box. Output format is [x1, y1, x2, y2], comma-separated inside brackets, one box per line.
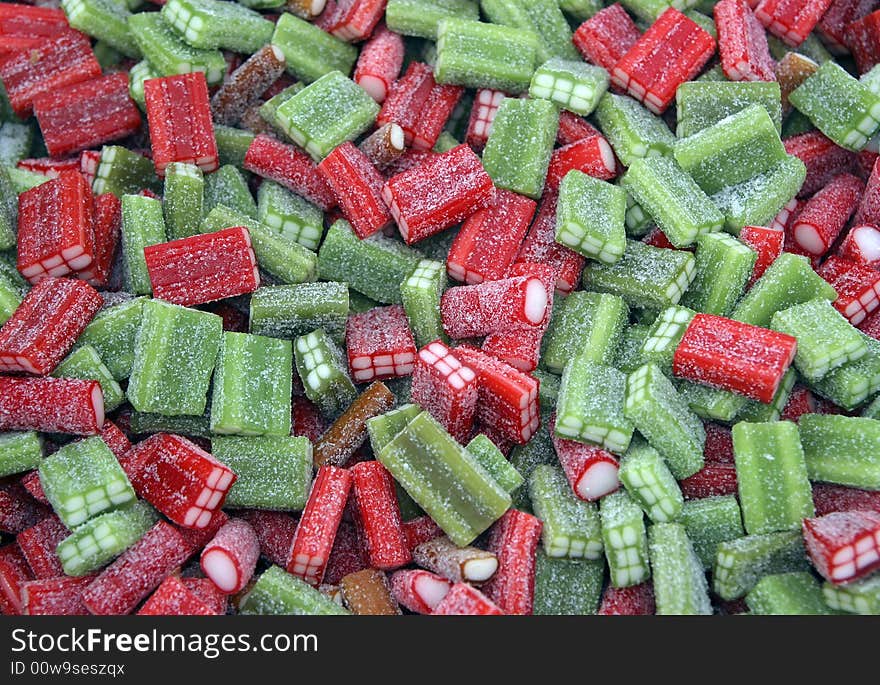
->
[817, 0, 878, 54]
[126, 433, 236, 530]
[390, 569, 452, 614]
[402, 515, 444, 553]
[703, 422, 735, 464]
[431, 582, 504, 615]
[286, 465, 352, 586]
[325, 0, 387, 42]
[784, 131, 857, 198]
[440, 275, 549, 339]
[673, 313, 798, 403]
[200, 518, 260, 594]
[345, 305, 417, 382]
[556, 111, 602, 147]
[0, 543, 33, 615]
[802, 510, 880, 583]
[714, 0, 776, 82]
[79, 193, 122, 288]
[739, 225, 784, 286]
[181, 576, 228, 615]
[791, 173, 864, 256]
[80, 150, 101, 188]
[466, 89, 507, 150]
[0, 277, 102, 375]
[754, 0, 835, 46]
[598, 582, 656, 615]
[0, 31, 100, 117]
[572, 3, 641, 72]
[33, 72, 141, 158]
[377, 62, 463, 151]
[144, 226, 259, 307]
[243, 134, 335, 210]
[21, 575, 93, 616]
[611, 9, 716, 114]
[845, 8, 880, 73]
[143, 71, 219, 176]
[16, 170, 95, 284]
[354, 24, 404, 103]
[323, 520, 368, 586]
[351, 460, 412, 571]
[16, 516, 67, 579]
[382, 144, 496, 244]
[0, 377, 104, 435]
[410, 341, 478, 444]
[813, 483, 880, 516]
[483, 509, 542, 615]
[854, 157, 880, 226]
[839, 224, 880, 268]
[551, 427, 620, 502]
[239, 510, 300, 568]
[545, 134, 618, 189]
[780, 384, 819, 422]
[679, 464, 739, 499]
[318, 142, 391, 239]
[0, 482, 50, 535]
[817, 255, 880, 325]
[137, 575, 218, 616]
[0, 4, 70, 57]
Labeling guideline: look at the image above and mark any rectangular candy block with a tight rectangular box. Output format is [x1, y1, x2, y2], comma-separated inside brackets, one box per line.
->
[0, 377, 104, 435]
[572, 4, 640, 72]
[346, 305, 417, 383]
[52, 345, 125, 413]
[800, 414, 880, 490]
[676, 80, 783, 138]
[541, 291, 628, 373]
[213, 435, 313, 510]
[648, 522, 712, 615]
[594, 92, 676, 167]
[556, 361, 633, 453]
[243, 135, 334, 211]
[249, 282, 349, 344]
[0, 277, 101, 375]
[818, 256, 880, 326]
[126, 433, 236, 529]
[822, 575, 880, 615]
[161, 0, 274, 53]
[143, 71, 218, 176]
[681, 232, 757, 316]
[410, 341, 477, 443]
[210, 45, 287, 127]
[733, 420, 814, 535]
[241, 565, 349, 615]
[92, 145, 159, 197]
[714, 0, 776, 82]
[713, 529, 808, 599]
[382, 144, 495, 244]
[599, 490, 650, 588]
[295, 328, 358, 417]
[317, 143, 389, 240]
[611, 8, 716, 114]
[127, 299, 223, 417]
[746, 571, 837, 614]
[529, 58, 609, 116]
[39, 436, 136, 528]
[803, 510, 880, 584]
[466, 434, 524, 495]
[481, 0, 578, 64]
[0, 432, 42, 479]
[529, 464, 603, 559]
[556, 171, 626, 264]
[162, 162, 204, 241]
[257, 181, 323, 253]
[270, 12, 357, 83]
[679, 495, 745, 569]
[754, 0, 834, 46]
[16, 170, 94, 284]
[619, 437, 684, 523]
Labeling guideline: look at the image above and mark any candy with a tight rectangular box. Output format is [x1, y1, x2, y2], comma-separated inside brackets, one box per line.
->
[555, 172, 626, 265]
[385, 0, 479, 39]
[746, 571, 837, 614]
[315, 382, 394, 467]
[199, 518, 260, 595]
[799, 414, 880, 489]
[126, 433, 235, 530]
[359, 122, 406, 172]
[619, 437, 684, 523]
[517, 192, 586, 294]
[51, 345, 124, 413]
[599, 490, 650, 587]
[714, 0, 776, 82]
[822, 575, 880, 614]
[240, 565, 348, 615]
[434, 18, 538, 94]
[126, 299, 222, 417]
[318, 143, 390, 240]
[339, 568, 399, 615]
[351, 460, 411, 571]
[257, 181, 323, 252]
[271, 12, 357, 83]
[294, 328, 358, 416]
[739, 225, 784, 286]
[161, 0, 274, 53]
[0, 377, 104, 435]
[848, 10, 880, 73]
[354, 25, 404, 103]
[754, 0, 834, 46]
[803, 510, 880, 584]
[137, 575, 217, 616]
[482, 508, 542, 614]
[211, 45, 286, 127]
[529, 59, 608, 117]
[679, 495, 745, 569]
[0, 432, 42, 479]
[21, 576, 93, 616]
[817, 256, 880, 327]
[466, 435, 524, 494]
[412, 535, 497, 583]
[482, 0, 577, 63]
[648, 522, 712, 615]
[529, 464, 603, 559]
[77, 297, 145, 381]
[390, 569, 451, 613]
[679, 233, 757, 316]
[572, 3, 641, 72]
[61, 0, 139, 58]
[162, 163, 203, 241]
[410, 341, 477, 442]
[541, 292, 628, 373]
[431, 581, 504, 615]
[594, 92, 675, 167]
[465, 89, 506, 150]
[92, 145, 159, 197]
[249, 283, 347, 345]
[440, 275, 548, 339]
[143, 71, 218, 176]
[621, 157, 723, 248]
[244, 135, 334, 212]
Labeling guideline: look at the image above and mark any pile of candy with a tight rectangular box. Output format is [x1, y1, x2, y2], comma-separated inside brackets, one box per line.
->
[2, 0, 880, 617]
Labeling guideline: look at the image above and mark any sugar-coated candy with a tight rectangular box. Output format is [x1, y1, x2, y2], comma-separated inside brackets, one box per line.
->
[572, 3, 640, 72]
[466, 435, 524, 495]
[556, 361, 633, 453]
[241, 565, 349, 615]
[746, 571, 838, 614]
[351, 460, 411, 571]
[754, 0, 834, 47]
[822, 575, 880, 615]
[51, 345, 124, 413]
[648, 522, 712, 615]
[385, 0, 478, 39]
[431, 581, 504, 615]
[137, 575, 219, 616]
[619, 437, 683, 524]
[800, 414, 880, 489]
[551, 424, 620, 503]
[441, 275, 548, 339]
[92, 145, 159, 197]
[315, 382, 394, 467]
[594, 92, 675, 167]
[162, 163, 203, 242]
[412, 535, 497, 583]
[339, 568, 400, 615]
[599, 490, 650, 588]
[0, 432, 42, 480]
[482, 508, 542, 615]
[21, 576, 94, 616]
[803, 510, 880, 584]
[295, 328, 358, 417]
[390, 569, 451, 614]
[542, 292, 628, 374]
[679, 495, 745, 570]
[556, 171, 626, 264]
[714, 0, 775, 82]
[410, 341, 477, 443]
[346, 305, 417, 383]
[0, 377, 104, 435]
[529, 464, 603, 559]
[199, 518, 260, 595]
[77, 297, 145, 382]
[354, 25, 404, 103]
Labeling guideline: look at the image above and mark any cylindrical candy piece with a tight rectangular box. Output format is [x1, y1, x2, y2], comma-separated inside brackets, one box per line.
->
[201, 518, 260, 594]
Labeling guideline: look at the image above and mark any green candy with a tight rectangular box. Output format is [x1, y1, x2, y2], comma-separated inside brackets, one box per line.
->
[271, 13, 358, 83]
[713, 530, 809, 600]
[684, 9, 716, 37]
[212, 435, 313, 510]
[39, 437, 136, 528]
[529, 464, 603, 559]
[508, 423, 557, 511]
[640, 305, 696, 372]
[771, 299, 867, 382]
[736, 368, 797, 423]
[204, 165, 256, 219]
[648, 522, 712, 616]
[620, 156, 724, 248]
[56, 502, 157, 577]
[481, 0, 578, 63]
[127, 299, 223, 417]
[52, 345, 125, 413]
[400, 259, 447, 348]
[317, 220, 422, 305]
[5, 167, 49, 194]
[595, 93, 676, 166]
[789, 61, 880, 151]
[0, 277, 22, 327]
[93, 145, 160, 197]
[482, 97, 557, 199]
[810, 333, 880, 410]
[129, 411, 212, 438]
[435, 18, 538, 93]
[128, 12, 226, 86]
[241, 566, 349, 615]
[211, 332, 292, 436]
[294, 328, 357, 417]
[678, 381, 748, 422]
[556, 361, 633, 453]
[201, 205, 317, 285]
[77, 297, 145, 381]
[624, 363, 706, 479]
[0, 165, 18, 251]
[366, 404, 423, 454]
[466, 434, 524, 494]
[621, 0, 699, 22]
[533, 368, 561, 406]
[624, 193, 654, 238]
[732, 421, 814, 535]
[257, 181, 323, 252]
[679, 495, 744, 570]
[584, 240, 696, 310]
[674, 105, 788, 196]
[799, 414, 880, 490]
[599, 490, 650, 588]
[128, 60, 159, 109]
[161, 0, 274, 54]
[558, 0, 602, 20]
[746, 572, 838, 615]
[823, 576, 880, 615]
[732, 252, 837, 328]
[555, 171, 626, 264]
[376, 410, 511, 546]
[259, 83, 304, 138]
[614, 324, 651, 374]
[680, 232, 756, 316]
[619, 437, 684, 523]
[275, 71, 379, 161]
[385, 0, 480, 39]
[0, 121, 33, 167]
[214, 125, 255, 168]
[61, 0, 141, 59]
[120, 195, 166, 296]
[529, 58, 608, 115]
[249, 282, 349, 344]
[533, 552, 605, 615]
[675, 81, 782, 138]
[162, 162, 204, 241]
[0, 432, 42, 478]
[541, 291, 628, 374]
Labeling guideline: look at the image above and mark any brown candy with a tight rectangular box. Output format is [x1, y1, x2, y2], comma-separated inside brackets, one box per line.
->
[211, 44, 287, 126]
[313, 381, 395, 467]
[358, 122, 406, 171]
[340, 568, 400, 615]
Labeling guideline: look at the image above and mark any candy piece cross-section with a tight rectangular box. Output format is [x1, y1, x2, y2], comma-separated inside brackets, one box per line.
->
[713, 529, 808, 600]
[802, 510, 880, 584]
[594, 92, 675, 167]
[529, 58, 609, 116]
[200, 518, 260, 595]
[599, 490, 650, 588]
[440, 275, 548, 339]
[555, 170, 626, 264]
[346, 305, 417, 383]
[619, 437, 684, 523]
[126, 433, 236, 530]
[161, 0, 274, 53]
[818, 255, 880, 325]
[0, 377, 104, 435]
[354, 24, 405, 103]
[410, 340, 478, 443]
[295, 328, 358, 417]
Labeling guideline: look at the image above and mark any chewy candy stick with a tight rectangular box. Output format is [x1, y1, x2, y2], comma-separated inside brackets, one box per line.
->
[390, 569, 451, 613]
[754, 0, 834, 46]
[481, 0, 577, 64]
[799, 414, 880, 489]
[385, 0, 478, 39]
[17, 516, 66, 579]
[315, 382, 394, 467]
[784, 131, 855, 199]
[822, 575, 880, 615]
[840, 224, 880, 268]
[137, 575, 218, 616]
[92, 145, 160, 197]
[746, 571, 837, 614]
[466, 435, 524, 494]
[354, 25, 404, 103]
[60, 0, 139, 58]
[465, 89, 506, 150]
[555, 171, 626, 264]
[599, 490, 650, 588]
[714, 0, 776, 82]
[80, 192, 121, 288]
[0, 277, 101, 375]
[529, 464, 604, 559]
[676, 80, 782, 135]
[412, 536, 497, 583]
[162, 163, 203, 241]
[367, 404, 422, 453]
[257, 181, 324, 252]
[431, 582, 504, 615]
[739, 225, 784, 286]
[482, 508, 542, 615]
[849, 10, 880, 74]
[294, 328, 358, 416]
[814, 336, 880, 409]
[680, 495, 745, 569]
[598, 582, 656, 615]
[239, 510, 300, 567]
[340, 568, 400, 615]
[619, 438, 684, 523]
[359, 122, 406, 172]
[534, 552, 604, 615]
[210, 45, 286, 127]
[351, 460, 411, 571]
[77, 297, 145, 381]
[21, 576, 94, 616]
[542, 292, 628, 373]
[286, 466, 352, 586]
[241, 565, 349, 615]
[0, 377, 104, 435]
[572, 4, 641, 72]
[244, 135, 334, 211]
[529, 59, 608, 116]
[161, 0, 274, 53]
[249, 283, 348, 344]
[346, 305, 417, 382]
[410, 341, 478, 443]
[318, 143, 390, 240]
[271, 12, 357, 83]
[440, 275, 548, 339]
[803, 510, 880, 584]
[200, 518, 260, 594]
[594, 92, 675, 167]
[551, 425, 620, 503]
[791, 173, 863, 256]
[0, 432, 42, 479]
[648, 522, 712, 615]
[0, 544, 34, 615]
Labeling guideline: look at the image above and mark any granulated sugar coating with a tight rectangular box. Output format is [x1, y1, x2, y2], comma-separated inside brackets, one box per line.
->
[2, 0, 880, 620]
